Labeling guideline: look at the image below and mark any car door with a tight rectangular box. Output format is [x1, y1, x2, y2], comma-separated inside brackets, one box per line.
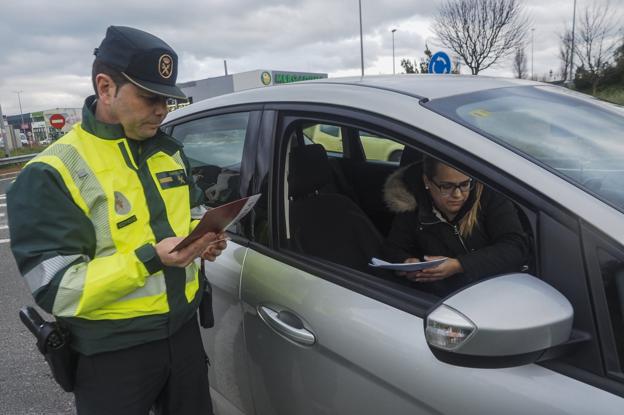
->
[169, 107, 263, 415]
[239, 105, 624, 414]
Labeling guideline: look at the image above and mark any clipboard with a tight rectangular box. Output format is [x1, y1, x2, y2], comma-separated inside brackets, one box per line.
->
[170, 194, 261, 253]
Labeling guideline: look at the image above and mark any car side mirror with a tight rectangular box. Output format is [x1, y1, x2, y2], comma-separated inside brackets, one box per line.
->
[425, 273, 574, 368]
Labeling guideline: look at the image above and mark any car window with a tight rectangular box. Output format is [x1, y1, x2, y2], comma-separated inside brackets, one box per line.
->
[171, 112, 249, 208]
[281, 117, 535, 301]
[596, 247, 624, 376]
[302, 123, 343, 156]
[425, 86, 624, 213]
[358, 130, 404, 163]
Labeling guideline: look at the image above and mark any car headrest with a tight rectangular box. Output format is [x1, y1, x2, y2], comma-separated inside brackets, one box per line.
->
[288, 144, 333, 198]
[400, 146, 424, 166]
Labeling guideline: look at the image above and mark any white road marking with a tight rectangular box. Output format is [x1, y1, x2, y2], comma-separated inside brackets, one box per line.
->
[0, 225, 7, 230]
[0, 177, 17, 182]
[0, 171, 19, 177]
[0, 204, 6, 207]
[0, 239, 10, 244]
[0, 213, 4, 217]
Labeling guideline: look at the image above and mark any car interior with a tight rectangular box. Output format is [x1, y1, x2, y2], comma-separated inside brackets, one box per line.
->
[281, 120, 537, 294]
[286, 141, 383, 275]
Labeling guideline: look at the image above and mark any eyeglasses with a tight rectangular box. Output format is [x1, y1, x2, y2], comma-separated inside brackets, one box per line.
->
[430, 178, 474, 197]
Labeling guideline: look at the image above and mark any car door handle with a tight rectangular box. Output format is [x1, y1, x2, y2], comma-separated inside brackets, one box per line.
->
[258, 306, 316, 346]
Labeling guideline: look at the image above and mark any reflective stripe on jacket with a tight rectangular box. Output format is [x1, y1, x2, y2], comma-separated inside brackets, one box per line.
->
[8, 97, 203, 355]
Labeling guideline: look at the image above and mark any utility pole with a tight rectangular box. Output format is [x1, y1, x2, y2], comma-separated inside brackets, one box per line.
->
[531, 28, 535, 80]
[0, 103, 9, 157]
[569, 0, 577, 83]
[224, 60, 228, 76]
[13, 90, 25, 129]
[391, 28, 397, 75]
[358, 0, 364, 77]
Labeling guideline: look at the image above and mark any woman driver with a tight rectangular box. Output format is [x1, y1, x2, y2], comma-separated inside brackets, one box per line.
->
[382, 155, 529, 296]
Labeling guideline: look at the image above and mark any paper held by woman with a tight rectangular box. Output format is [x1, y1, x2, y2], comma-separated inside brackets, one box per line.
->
[368, 257, 447, 271]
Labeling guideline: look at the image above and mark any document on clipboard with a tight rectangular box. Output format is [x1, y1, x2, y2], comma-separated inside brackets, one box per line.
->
[368, 257, 447, 271]
[170, 194, 261, 253]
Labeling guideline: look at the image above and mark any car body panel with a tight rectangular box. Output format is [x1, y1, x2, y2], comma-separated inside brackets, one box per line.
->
[201, 242, 255, 415]
[240, 250, 624, 415]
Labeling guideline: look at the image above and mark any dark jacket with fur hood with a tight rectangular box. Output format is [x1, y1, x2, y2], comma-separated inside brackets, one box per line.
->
[382, 162, 529, 294]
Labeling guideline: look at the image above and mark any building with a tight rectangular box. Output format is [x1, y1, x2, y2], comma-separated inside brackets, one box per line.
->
[5, 108, 81, 146]
[174, 69, 327, 109]
[3, 69, 326, 146]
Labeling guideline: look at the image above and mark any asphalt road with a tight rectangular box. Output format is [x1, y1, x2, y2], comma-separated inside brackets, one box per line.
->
[0, 171, 75, 415]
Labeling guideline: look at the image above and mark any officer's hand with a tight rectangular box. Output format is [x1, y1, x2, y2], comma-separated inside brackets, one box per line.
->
[201, 232, 228, 262]
[155, 233, 219, 267]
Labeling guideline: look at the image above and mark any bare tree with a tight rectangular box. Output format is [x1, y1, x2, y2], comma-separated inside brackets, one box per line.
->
[558, 28, 573, 81]
[575, 1, 619, 94]
[433, 0, 530, 75]
[512, 47, 528, 78]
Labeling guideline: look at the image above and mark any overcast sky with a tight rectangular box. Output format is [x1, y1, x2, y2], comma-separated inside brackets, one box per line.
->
[0, 0, 621, 115]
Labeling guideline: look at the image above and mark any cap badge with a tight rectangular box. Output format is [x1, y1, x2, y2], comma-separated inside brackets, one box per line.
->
[159, 54, 173, 79]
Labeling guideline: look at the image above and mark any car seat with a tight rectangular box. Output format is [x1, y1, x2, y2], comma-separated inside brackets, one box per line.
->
[399, 146, 424, 167]
[287, 144, 383, 274]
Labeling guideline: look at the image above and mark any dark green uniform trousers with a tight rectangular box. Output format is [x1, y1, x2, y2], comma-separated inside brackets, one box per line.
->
[74, 316, 213, 415]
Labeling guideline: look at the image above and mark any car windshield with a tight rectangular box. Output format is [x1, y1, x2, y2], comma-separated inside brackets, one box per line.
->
[425, 85, 624, 212]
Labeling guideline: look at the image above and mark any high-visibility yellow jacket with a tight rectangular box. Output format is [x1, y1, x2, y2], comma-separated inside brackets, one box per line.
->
[8, 96, 204, 355]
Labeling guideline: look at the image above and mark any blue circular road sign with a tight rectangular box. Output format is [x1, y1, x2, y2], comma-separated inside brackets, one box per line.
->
[428, 52, 452, 74]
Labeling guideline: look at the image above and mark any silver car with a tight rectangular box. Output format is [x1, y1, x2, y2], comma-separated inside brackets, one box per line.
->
[162, 75, 624, 415]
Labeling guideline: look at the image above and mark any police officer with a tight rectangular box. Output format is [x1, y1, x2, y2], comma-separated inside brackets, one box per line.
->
[7, 26, 226, 414]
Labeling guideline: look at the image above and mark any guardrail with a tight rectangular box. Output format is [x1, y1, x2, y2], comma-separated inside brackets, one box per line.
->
[0, 153, 38, 167]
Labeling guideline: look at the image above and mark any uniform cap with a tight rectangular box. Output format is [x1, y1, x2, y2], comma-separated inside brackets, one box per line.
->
[94, 26, 186, 100]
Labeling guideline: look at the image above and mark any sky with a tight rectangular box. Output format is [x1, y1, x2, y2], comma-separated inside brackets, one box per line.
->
[0, 0, 622, 116]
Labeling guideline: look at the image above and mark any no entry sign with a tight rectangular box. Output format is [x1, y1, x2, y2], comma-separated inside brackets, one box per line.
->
[49, 114, 66, 129]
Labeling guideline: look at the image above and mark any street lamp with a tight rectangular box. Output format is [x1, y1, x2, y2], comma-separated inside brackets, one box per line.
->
[359, 0, 364, 77]
[569, 0, 577, 83]
[13, 90, 25, 130]
[531, 28, 535, 81]
[391, 28, 397, 74]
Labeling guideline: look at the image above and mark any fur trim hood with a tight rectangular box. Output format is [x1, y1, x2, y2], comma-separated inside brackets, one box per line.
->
[383, 164, 419, 213]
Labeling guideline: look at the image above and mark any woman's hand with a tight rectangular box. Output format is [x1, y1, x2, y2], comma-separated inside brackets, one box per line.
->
[397, 257, 421, 277]
[403, 256, 463, 282]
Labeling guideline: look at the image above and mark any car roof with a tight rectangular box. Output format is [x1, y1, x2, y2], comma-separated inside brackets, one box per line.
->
[165, 75, 540, 124]
[305, 75, 539, 100]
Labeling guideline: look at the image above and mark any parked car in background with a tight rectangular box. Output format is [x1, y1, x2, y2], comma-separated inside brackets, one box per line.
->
[162, 75, 624, 415]
[303, 123, 405, 162]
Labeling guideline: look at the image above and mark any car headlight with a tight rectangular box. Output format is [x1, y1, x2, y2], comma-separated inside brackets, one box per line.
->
[426, 305, 476, 351]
